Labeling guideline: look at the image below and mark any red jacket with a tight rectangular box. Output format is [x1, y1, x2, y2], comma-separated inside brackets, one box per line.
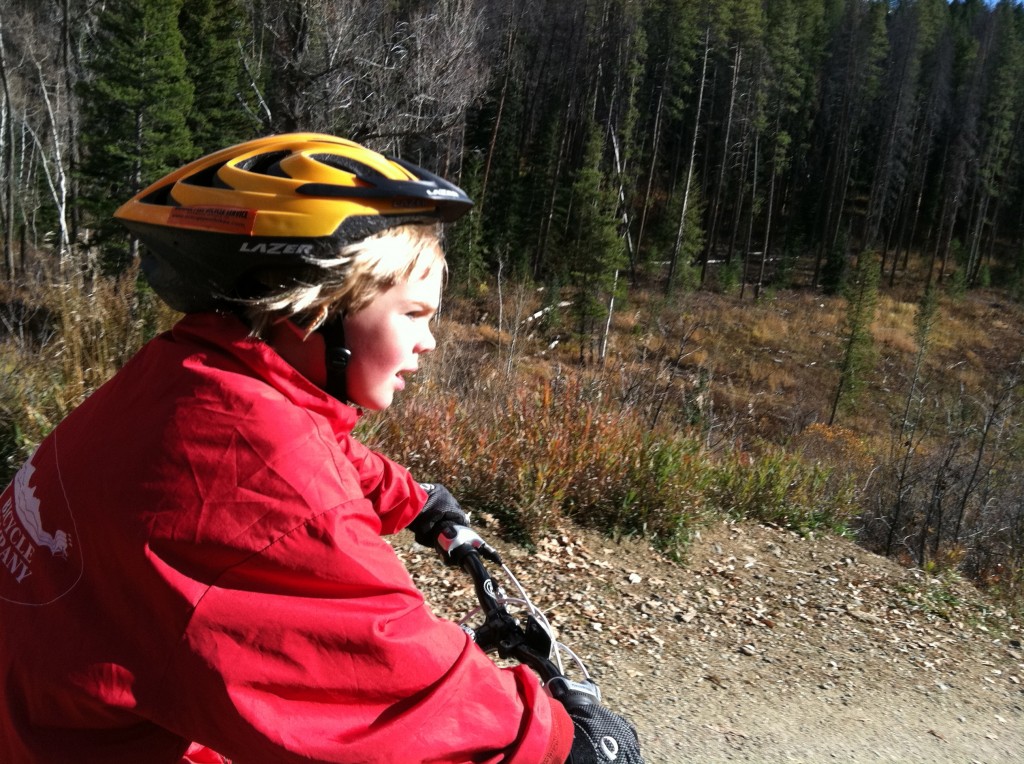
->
[0, 312, 573, 763]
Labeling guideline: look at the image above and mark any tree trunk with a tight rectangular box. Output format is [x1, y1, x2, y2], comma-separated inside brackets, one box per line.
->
[814, 134, 851, 287]
[667, 27, 710, 294]
[703, 43, 741, 282]
[634, 82, 664, 277]
[740, 132, 759, 300]
[755, 160, 776, 299]
[600, 269, 618, 364]
[535, 104, 572, 279]
[727, 103, 754, 267]
[966, 190, 991, 285]
[608, 128, 636, 268]
[480, 15, 518, 213]
[32, 57, 72, 275]
[0, 15, 15, 281]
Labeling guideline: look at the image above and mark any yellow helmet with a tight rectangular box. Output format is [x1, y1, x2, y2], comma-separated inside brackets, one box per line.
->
[113, 133, 473, 312]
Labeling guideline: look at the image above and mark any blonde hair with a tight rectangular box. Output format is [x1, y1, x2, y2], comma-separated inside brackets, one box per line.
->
[241, 223, 444, 336]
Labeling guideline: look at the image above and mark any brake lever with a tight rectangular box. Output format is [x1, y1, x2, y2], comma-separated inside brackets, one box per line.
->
[546, 675, 602, 708]
[434, 523, 503, 566]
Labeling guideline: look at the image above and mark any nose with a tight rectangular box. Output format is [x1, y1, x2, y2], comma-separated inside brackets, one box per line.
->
[417, 324, 436, 354]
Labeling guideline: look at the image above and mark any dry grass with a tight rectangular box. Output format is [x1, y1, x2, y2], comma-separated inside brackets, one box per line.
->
[873, 326, 918, 355]
[0, 271, 178, 483]
[872, 295, 920, 354]
[749, 311, 791, 345]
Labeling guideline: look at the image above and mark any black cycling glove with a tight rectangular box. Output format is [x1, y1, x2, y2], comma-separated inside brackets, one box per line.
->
[563, 702, 644, 764]
[408, 483, 469, 551]
[549, 681, 643, 764]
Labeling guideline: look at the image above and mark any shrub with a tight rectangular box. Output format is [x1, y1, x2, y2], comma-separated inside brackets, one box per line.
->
[367, 357, 859, 554]
[705, 448, 858, 534]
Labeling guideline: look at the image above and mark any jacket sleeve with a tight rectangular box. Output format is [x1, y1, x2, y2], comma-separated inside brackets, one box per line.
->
[334, 431, 427, 534]
[152, 496, 573, 764]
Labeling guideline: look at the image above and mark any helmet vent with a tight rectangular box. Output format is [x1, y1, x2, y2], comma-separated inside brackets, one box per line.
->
[236, 151, 291, 176]
[180, 161, 232, 190]
[138, 183, 177, 206]
[310, 153, 388, 182]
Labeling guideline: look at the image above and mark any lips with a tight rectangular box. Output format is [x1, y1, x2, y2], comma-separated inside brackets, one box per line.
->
[396, 368, 418, 390]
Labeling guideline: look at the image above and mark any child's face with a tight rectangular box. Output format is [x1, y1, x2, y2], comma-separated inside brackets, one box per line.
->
[341, 265, 442, 410]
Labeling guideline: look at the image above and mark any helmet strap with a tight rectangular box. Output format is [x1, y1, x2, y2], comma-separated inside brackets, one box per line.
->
[317, 318, 352, 403]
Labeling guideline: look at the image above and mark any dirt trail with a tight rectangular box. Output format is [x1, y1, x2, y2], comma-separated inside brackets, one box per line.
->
[395, 521, 1023, 763]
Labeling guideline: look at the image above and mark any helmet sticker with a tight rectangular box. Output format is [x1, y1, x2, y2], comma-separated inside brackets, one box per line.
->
[168, 206, 257, 235]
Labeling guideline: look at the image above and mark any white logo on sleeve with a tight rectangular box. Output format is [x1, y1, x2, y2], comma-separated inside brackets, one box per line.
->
[13, 461, 70, 558]
[1, 443, 82, 605]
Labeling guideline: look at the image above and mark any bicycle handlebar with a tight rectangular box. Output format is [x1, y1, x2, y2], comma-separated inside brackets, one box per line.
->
[431, 522, 601, 706]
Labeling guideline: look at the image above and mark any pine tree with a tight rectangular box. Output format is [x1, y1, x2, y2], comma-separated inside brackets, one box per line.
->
[885, 281, 939, 556]
[78, 0, 194, 272]
[562, 120, 625, 364]
[962, 0, 1024, 286]
[829, 250, 881, 424]
[442, 152, 487, 295]
[180, 0, 258, 152]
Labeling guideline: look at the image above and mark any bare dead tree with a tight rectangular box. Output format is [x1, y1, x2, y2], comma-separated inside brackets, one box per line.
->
[0, 8, 17, 280]
[244, 0, 487, 169]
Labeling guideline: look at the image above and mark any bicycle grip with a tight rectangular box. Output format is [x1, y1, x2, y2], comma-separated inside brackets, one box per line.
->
[547, 676, 601, 710]
[436, 523, 502, 565]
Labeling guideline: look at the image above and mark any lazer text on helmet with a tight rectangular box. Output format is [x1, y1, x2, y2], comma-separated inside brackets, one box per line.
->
[238, 242, 315, 255]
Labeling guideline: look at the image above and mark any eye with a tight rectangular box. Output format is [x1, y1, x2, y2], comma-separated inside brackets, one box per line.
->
[406, 305, 435, 320]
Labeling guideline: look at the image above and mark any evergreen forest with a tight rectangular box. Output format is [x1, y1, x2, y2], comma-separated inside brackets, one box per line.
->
[1, 0, 1023, 599]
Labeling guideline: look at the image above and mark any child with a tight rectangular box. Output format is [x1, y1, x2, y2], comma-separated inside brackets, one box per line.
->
[0, 133, 641, 763]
